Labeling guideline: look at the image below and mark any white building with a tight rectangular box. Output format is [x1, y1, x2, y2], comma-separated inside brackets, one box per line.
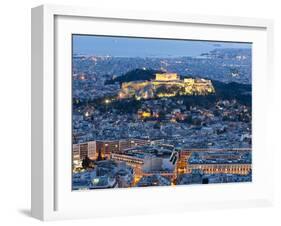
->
[72, 141, 97, 160]
[142, 157, 163, 172]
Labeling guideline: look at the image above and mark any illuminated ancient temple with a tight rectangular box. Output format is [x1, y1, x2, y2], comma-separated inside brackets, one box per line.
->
[118, 72, 215, 100]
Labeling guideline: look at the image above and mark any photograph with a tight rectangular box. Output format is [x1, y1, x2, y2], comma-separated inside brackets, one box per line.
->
[71, 35, 252, 190]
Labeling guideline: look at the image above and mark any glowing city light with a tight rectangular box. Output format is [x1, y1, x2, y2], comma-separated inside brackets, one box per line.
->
[93, 178, 99, 184]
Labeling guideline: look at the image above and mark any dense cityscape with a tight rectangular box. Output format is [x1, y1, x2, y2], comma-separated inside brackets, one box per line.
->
[72, 36, 252, 190]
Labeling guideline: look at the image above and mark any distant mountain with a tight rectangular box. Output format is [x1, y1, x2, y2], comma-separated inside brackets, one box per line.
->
[200, 48, 251, 59]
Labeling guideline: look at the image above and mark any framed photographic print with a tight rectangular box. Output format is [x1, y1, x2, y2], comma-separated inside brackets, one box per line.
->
[31, 4, 274, 221]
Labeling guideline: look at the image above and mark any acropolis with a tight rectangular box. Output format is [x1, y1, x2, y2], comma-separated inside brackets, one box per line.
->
[118, 72, 215, 100]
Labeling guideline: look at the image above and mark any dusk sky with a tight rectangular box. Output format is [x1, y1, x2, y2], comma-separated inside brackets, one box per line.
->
[73, 34, 252, 58]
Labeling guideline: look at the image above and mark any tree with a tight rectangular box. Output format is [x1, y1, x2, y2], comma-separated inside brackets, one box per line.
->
[183, 115, 192, 124]
[82, 156, 91, 169]
[192, 118, 202, 126]
[97, 149, 103, 161]
[158, 111, 166, 121]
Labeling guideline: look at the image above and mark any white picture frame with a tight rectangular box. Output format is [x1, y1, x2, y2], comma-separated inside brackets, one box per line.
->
[31, 4, 274, 221]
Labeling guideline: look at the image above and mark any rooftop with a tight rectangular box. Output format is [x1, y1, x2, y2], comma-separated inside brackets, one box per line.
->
[188, 151, 252, 164]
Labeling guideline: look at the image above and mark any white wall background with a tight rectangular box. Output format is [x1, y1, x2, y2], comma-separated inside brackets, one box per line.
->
[0, 0, 280, 225]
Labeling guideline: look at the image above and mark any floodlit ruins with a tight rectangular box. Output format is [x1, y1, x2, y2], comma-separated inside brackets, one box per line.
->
[118, 73, 215, 100]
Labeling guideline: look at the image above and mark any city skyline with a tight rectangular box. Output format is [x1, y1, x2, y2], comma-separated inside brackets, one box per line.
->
[72, 35, 252, 190]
